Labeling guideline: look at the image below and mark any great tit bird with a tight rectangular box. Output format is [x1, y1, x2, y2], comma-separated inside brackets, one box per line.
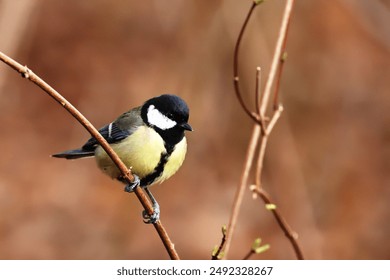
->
[52, 94, 192, 223]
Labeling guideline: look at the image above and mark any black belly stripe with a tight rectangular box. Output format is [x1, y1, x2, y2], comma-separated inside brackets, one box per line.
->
[139, 144, 175, 187]
[140, 153, 168, 186]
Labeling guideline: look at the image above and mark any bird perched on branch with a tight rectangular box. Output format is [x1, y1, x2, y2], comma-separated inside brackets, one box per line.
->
[53, 94, 192, 223]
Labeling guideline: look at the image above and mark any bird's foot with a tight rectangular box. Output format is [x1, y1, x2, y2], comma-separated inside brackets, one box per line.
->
[142, 187, 160, 224]
[142, 202, 160, 224]
[124, 178, 160, 224]
[123, 174, 140, 193]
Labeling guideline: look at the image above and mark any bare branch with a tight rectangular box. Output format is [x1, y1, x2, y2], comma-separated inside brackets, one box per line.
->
[255, 105, 283, 188]
[0, 51, 180, 260]
[273, 52, 288, 109]
[255, 67, 262, 114]
[211, 225, 227, 260]
[233, 1, 264, 126]
[259, 0, 295, 116]
[223, 124, 262, 257]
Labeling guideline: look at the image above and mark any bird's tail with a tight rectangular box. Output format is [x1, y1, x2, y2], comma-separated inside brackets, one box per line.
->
[52, 149, 94, 160]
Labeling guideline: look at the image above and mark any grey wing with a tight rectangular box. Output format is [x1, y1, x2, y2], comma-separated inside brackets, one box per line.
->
[82, 107, 143, 151]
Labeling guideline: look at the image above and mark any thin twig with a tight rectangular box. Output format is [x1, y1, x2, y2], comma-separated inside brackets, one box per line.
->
[211, 226, 227, 260]
[255, 67, 262, 115]
[224, 124, 262, 257]
[271, 0, 293, 110]
[255, 105, 283, 187]
[0, 51, 180, 260]
[251, 187, 304, 260]
[273, 52, 287, 109]
[255, 135, 268, 188]
[242, 250, 254, 260]
[266, 104, 284, 134]
[259, 0, 294, 116]
[233, 1, 264, 126]
[243, 237, 270, 260]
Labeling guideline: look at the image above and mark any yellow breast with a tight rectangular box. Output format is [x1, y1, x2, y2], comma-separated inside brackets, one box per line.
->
[95, 126, 164, 179]
[94, 126, 187, 185]
[155, 137, 187, 184]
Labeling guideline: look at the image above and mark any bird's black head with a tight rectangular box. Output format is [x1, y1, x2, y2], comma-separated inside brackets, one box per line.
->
[141, 94, 192, 147]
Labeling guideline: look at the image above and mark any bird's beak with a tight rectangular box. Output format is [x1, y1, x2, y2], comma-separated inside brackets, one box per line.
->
[180, 122, 193, 131]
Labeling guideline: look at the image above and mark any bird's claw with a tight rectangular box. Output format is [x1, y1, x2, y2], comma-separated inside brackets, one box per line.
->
[124, 180, 160, 224]
[124, 174, 140, 193]
[142, 203, 160, 224]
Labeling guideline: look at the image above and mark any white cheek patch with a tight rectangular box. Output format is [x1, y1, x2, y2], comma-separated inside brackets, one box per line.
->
[147, 105, 177, 130]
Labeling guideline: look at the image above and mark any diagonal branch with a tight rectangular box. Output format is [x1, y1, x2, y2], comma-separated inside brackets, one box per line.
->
[250, 186, 304, 259]
[0, 51, 180, 260]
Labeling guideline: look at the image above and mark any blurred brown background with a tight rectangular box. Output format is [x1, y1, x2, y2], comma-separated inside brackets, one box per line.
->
[0, 0, 389, 259]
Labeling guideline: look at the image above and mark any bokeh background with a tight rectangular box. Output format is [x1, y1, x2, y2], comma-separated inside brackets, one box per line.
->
[0, 0, 389, 260]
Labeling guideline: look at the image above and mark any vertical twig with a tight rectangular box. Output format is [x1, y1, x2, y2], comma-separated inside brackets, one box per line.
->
[255, 67, 262, 115]
[273, 52, 287, 109]
[223, 124, 262, 256]
[259, 0, 294, 117]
